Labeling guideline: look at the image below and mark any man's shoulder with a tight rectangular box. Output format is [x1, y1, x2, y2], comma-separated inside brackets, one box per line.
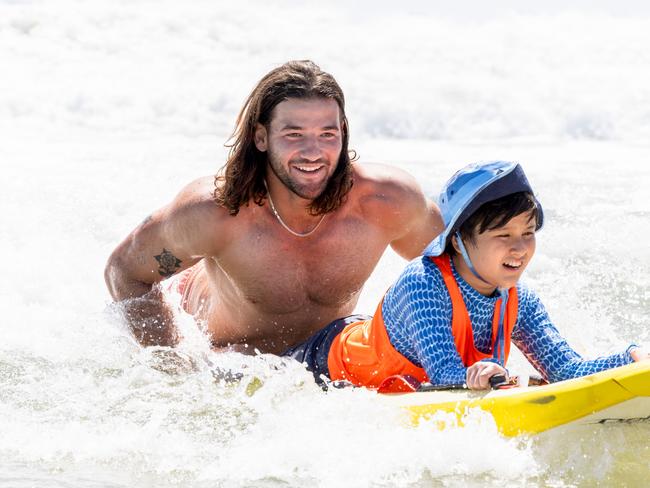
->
[352, 163, 426, 210]
[162, 175, 248, 256]
[353, 162, 421, 194]
[167, 176, 242, 231]
[174, 176, 216, 205]
[350, 163, 442, 258]
[173, 176, 228, 216]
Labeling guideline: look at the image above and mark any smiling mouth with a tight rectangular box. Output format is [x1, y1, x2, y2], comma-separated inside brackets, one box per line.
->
[503, 260, 523, 270]
[294, 164, 324, 174]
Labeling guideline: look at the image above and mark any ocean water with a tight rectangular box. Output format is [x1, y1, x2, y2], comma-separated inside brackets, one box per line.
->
[1, 1, 649, 486]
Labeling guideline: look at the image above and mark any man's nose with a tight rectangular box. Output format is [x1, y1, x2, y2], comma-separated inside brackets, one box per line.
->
[299, 136, 322, 161]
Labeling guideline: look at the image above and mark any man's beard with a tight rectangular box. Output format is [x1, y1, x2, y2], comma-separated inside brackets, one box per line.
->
[266, 151, 335, 200]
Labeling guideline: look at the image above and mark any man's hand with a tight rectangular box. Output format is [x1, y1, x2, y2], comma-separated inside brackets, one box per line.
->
[466, 361, 508, 390]
[105, 247, 181, 347]
[121, 285, 179, 347]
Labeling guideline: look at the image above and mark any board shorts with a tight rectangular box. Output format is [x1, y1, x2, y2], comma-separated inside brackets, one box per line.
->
[283, 314, 372, 384]
[163, 265, 201, 311]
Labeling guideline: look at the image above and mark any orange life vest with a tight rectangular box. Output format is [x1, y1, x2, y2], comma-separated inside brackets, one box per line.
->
[327, 254, 519, 387]
[431, 255, 518, 367]
[327, 300, 429, 388]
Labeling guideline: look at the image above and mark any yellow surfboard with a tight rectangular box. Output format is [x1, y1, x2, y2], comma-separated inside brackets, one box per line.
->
[380, 362, 650, 437]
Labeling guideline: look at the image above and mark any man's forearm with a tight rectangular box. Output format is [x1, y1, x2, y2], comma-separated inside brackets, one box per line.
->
[120, 285, 179, 347]
[106, 263, 179, 347]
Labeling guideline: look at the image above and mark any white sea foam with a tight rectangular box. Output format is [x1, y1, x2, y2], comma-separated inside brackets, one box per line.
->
[3, 0, 650, 144]
[1, 1, 650, 486]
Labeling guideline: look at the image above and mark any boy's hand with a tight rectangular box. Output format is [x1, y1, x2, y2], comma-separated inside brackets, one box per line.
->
[630, 347, 650, 362]
[466, 361, 508, 390]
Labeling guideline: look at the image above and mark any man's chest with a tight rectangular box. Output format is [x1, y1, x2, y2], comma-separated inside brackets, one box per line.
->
[215, 217, 390, 311]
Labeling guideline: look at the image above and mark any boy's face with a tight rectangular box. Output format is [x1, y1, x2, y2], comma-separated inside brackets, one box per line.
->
[454, 210, 537, 295]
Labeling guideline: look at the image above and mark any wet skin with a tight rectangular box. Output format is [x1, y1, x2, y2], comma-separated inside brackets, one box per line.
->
[105, 97, 443, 354]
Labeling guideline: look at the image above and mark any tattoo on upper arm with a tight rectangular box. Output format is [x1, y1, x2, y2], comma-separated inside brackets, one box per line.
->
[154, 248, 182, 277]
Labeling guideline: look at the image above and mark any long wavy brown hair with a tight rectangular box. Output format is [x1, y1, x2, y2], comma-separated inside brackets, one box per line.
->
[213, 60, 356, 216]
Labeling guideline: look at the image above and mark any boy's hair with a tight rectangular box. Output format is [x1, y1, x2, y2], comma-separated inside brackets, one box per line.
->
[445, 191, 541, 255]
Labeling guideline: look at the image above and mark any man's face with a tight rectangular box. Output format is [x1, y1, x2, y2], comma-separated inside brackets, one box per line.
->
[254, 97, 343, 200]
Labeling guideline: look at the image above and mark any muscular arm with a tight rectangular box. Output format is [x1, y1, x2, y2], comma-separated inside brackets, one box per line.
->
[390, 196, 442, 259]
[105, 177, 223, 346]
[358, 164, 443, 260]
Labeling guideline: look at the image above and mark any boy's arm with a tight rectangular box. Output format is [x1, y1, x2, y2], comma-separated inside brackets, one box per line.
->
[411, 312, 468, 386]
[385, 261, 508, 389]
[512, 287, 635, 383]
[384, 267, 468, 385]
[408, 297, 507, 389]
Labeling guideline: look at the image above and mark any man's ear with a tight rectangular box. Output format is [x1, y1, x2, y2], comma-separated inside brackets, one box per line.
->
[254, 123, 268, 152]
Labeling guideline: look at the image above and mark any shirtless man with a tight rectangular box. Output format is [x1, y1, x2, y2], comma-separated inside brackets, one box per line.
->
[105, 60, 444, 354]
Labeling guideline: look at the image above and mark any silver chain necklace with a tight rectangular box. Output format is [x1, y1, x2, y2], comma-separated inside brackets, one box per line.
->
[264, 181, 326, 238]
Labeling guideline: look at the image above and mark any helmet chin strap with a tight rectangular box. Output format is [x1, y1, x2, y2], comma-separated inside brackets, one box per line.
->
[454, 231, 509, 366]
[454, 231, 491, 287]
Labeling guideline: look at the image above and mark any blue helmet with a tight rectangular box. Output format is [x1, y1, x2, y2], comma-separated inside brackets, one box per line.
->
[423, 161, 544, 257]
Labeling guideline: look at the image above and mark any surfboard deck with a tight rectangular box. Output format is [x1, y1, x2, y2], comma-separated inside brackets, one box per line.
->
[379, 362, 650, 437]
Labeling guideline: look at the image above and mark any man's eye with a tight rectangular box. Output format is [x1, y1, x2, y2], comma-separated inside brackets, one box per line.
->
[321, 132, 336, 138]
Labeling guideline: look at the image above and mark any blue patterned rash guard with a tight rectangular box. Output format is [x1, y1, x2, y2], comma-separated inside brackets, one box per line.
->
[382, 256, 635, 385]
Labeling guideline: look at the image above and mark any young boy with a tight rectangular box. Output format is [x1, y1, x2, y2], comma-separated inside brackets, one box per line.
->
[285, 161, 648, 390]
